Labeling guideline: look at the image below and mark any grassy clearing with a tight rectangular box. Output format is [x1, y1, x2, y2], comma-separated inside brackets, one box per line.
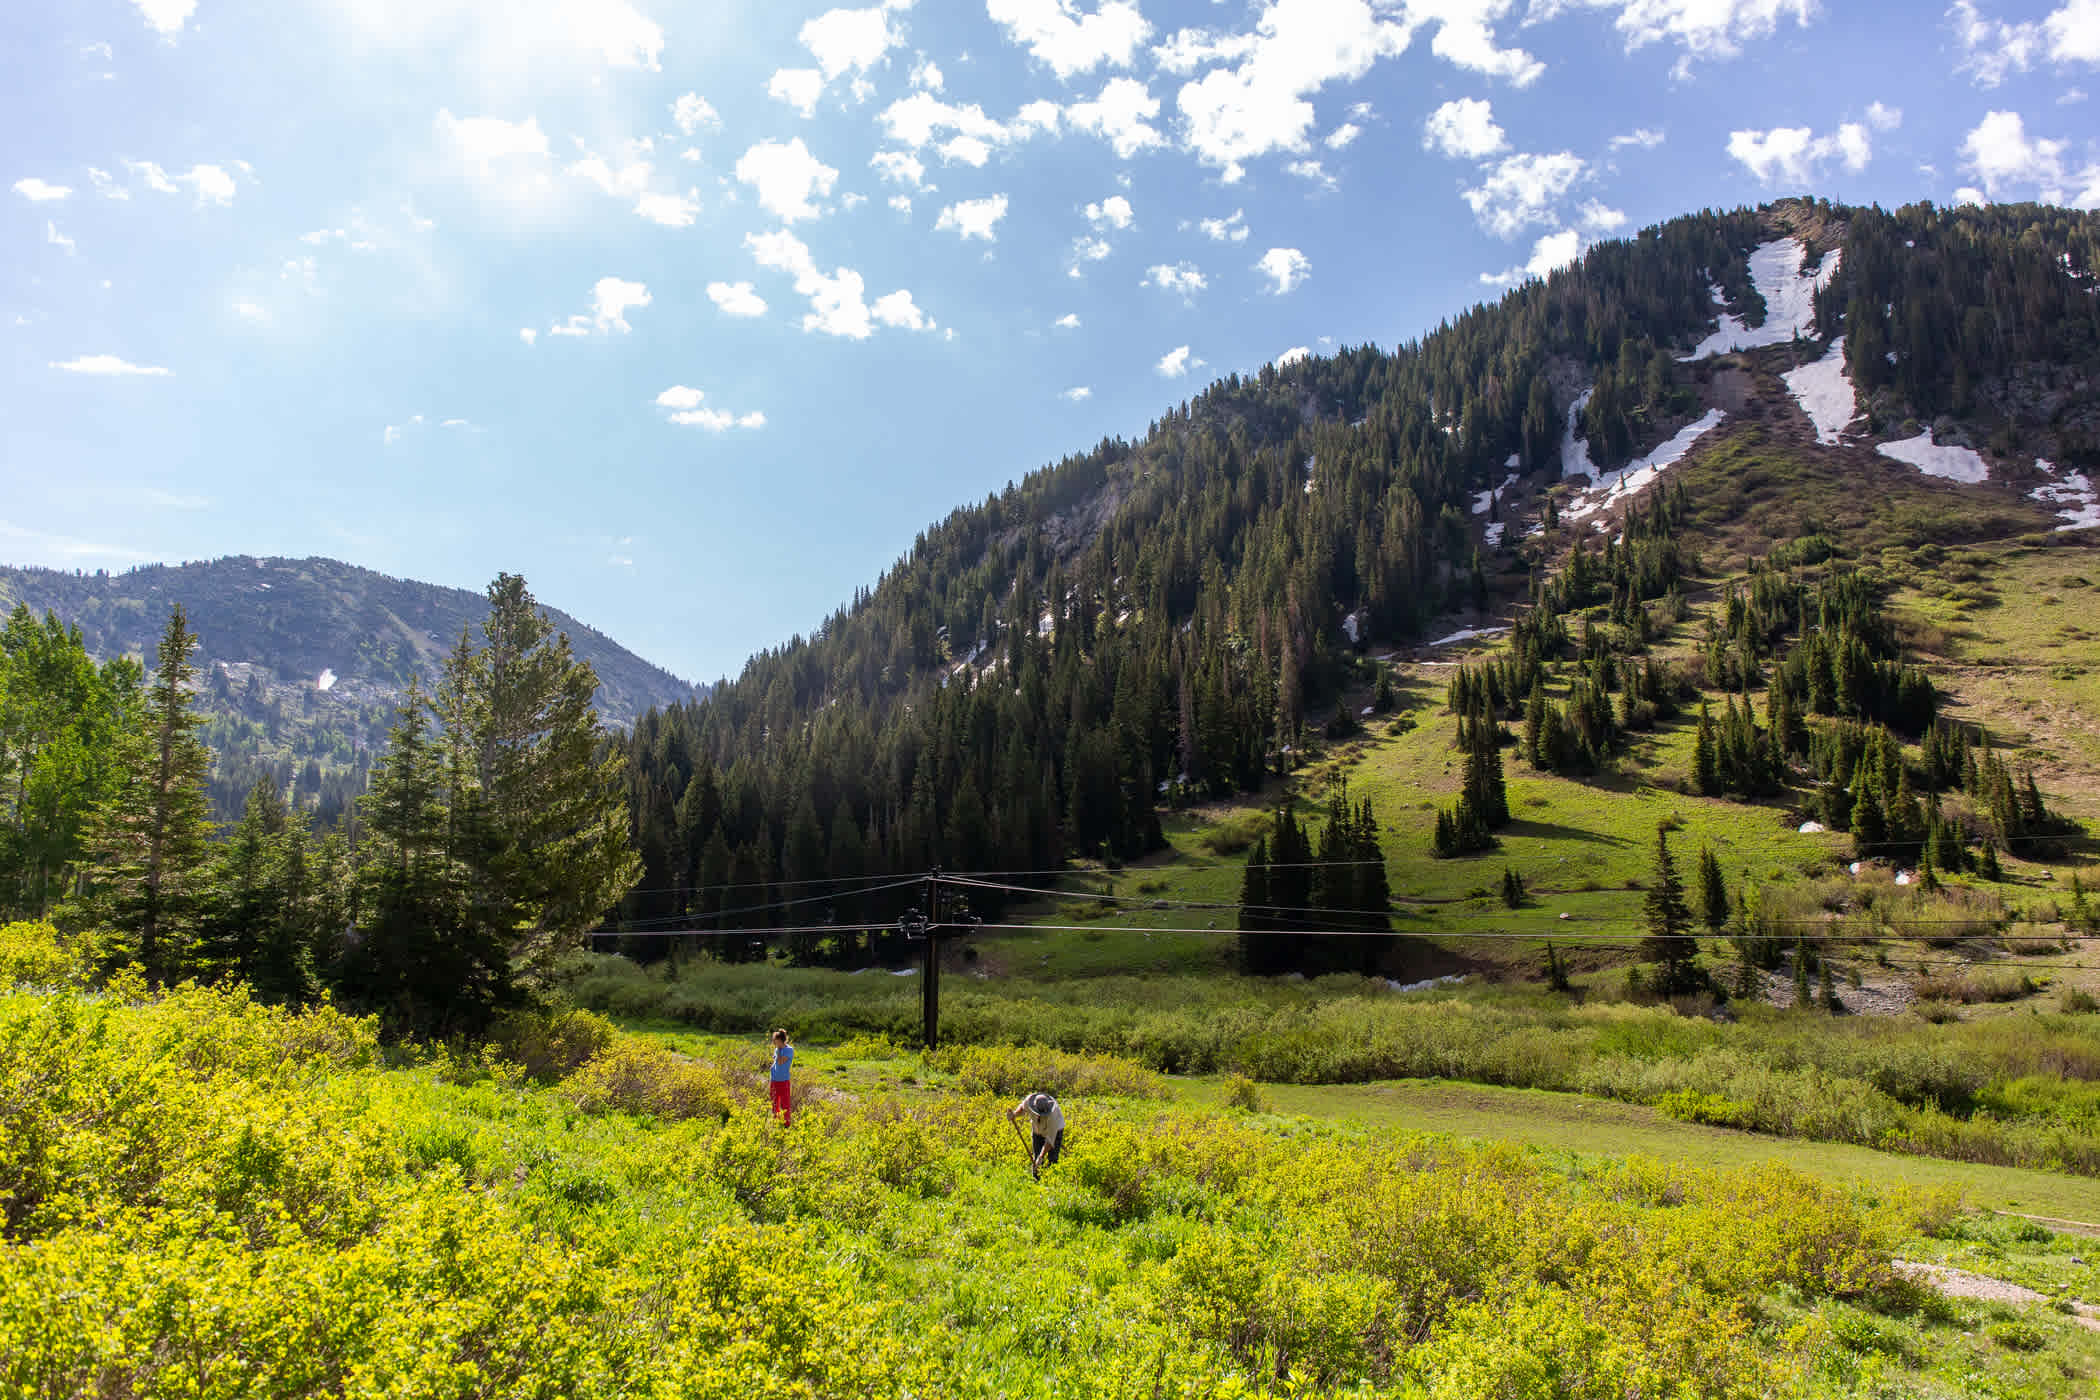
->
[1177, 1075, 2100, 1226]
[572, 952, 2100, 1177]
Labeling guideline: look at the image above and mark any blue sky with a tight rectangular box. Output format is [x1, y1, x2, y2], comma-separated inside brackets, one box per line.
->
[5, 0, 2097, 683]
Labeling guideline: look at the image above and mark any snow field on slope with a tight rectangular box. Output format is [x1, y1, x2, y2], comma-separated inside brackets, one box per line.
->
[1781, 337, 1859, 445]
[1563, 409, 1729, 524]
[1875, 431, 1990, 485]
[2032, 460, 2100, 531]
[1681, 239, 1841, 361]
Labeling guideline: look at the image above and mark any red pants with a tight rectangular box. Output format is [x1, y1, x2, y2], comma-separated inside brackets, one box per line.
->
[770, 1079, 793, 1125]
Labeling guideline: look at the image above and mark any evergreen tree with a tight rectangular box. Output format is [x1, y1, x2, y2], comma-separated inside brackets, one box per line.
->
[1979, 842, 2002, 882]
[1639, 824, 1699, 996]
[1818, 956, 1840, 1015]
[449, 575, 644, 986]
[1792, 936, 1813, 1009]
[1696, 846, 1728, 933]
[81, 604, 215, 985]
[1692, 701, 1719, 795]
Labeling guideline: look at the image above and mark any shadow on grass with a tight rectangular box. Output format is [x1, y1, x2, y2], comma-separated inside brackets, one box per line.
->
[1503, 818, 1633, 847]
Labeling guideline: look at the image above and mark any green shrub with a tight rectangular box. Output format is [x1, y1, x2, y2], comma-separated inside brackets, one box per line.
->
[1985, 1319, 2046, 1351]
[562, 1039, 733, 1122]
[0, 921, 82, 988]
[1223, 1073, 1265, 1112]
[491, 1006, 618, 1081]
[1656, 1088, 1756, 1129]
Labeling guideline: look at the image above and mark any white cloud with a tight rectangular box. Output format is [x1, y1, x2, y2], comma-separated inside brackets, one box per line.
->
[672, 92, 720, 134]
[569, 152, 651, 198]
[1325, 122, 1361, 149]
[1609, 127, 1665, 149]
[1950, 0, 2043, 87]
[1054, 312, 1081, 327]
[132, 0, 196, 37]
[1479, 227, 1587, 286]
[1463, 151, 1585, 238]
[657, 385, 767, 431]
[123, 160, 241, 204]
[888, 193, 914, 213]
[912, 56, 945, 89]
[1865, 100, 1902, 131]
[1069, 235, 1113, 270]
[1144, 261, 1207, 297]
[872, 288, 933, 329]
[1423, 97, 1505, 158]
[708, 281, 768, 317]
[1156, 344, 1194, 376]
[1200, 209, 1249, 241]
[2051, 0, 2100, 63]
[549, 276, 651, 336]
[1726, 121, 1873, 186]
[1406, 0, 1545, 85]
[13, 178, 71, 202]
[1953, 185, 1987, 205]
[1085, 194, 1134, 229]
[769, 68, 826, 117]
[1061, 385, 1093, 400]
[1286, 157, 1335, 186]
[1256, 246, 1309, 293]
[938, 135, 995, 166]
[87, 168, 127, 199]
[1958, 109, 2093, 203]
[436, 111, 550, 164]
[519, 328, 538, 345]
[871, 149, 929, 187]
[51, 354, 171, 376]
[877, 92, 1057, 160]
[1532, 0, 1814, 64]
[46, 222, 76, 254]
[745, 228, 929, 339]
[1172, 0, 1413, 179]
[1576, 199, 1626, 231]
[935, 194, 1010, 239]
[1276, 345, 1310, 365]
[735, 138, 839, 223]
[233, 298, 268, 321]
[802, 4, 908, 79]
[634, 189, 700, 226]
[1067, 76, 1165, 158]
[988, 0, 1152, 79]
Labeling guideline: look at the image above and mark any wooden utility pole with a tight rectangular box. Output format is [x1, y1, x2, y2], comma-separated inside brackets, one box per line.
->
[920, 868, 943, 1050]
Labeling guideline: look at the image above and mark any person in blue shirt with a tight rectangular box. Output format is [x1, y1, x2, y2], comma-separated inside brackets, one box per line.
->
[767, 1028, 795, 1127]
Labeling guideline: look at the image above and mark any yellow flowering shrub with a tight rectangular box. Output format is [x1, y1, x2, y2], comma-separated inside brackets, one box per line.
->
[0, 981, 1994, 1399]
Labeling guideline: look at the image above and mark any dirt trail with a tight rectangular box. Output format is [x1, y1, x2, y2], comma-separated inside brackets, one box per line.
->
[1894, 1259, 2100, 1331]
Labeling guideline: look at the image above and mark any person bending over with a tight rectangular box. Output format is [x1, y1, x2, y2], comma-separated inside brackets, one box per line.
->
[1007, 1091, 1064, 1172]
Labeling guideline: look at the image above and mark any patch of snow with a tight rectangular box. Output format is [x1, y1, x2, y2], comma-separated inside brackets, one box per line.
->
[890, 968, 918, 977]
[1483, 522, 1506, 548]
[1680, 239, 1840, 361]
[1386, 974, 1465, 994]
[2031, 459, 2100, 531]
[1360, 705, 1375, 717]
[1037, 610, 1054, 637]
[1560, 389, 1595, 481]
[1894, 871, 1913, 887]
[316, 668, 337, 692]
[1849, 861, 1863, 876]
[1427, 625, 1509, 648]
[1781, 336, 1858, 445]
[1341, 609, 1364, 644]
[1563, 409, 1728, 522]
[1471, 471, 1519, 516]
[1797, 820, 1826, 834]
[1876, 431, 1989, 485]
[1505, 452, 1520, 469]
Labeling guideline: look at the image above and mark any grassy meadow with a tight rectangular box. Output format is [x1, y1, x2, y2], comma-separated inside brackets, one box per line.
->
[7, 958, 2100, 1399]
